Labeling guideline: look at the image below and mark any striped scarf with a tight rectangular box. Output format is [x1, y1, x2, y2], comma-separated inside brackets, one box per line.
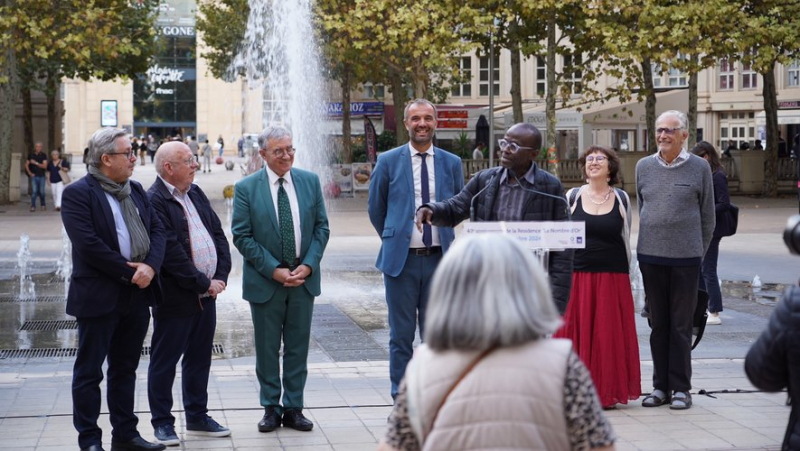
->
[88, 166, 151, 262]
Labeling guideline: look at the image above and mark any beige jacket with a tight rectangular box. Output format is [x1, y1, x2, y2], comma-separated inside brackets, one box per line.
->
[405, 340, 573, 451]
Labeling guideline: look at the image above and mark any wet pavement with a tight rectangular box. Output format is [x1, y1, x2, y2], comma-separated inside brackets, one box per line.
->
[0, 159, 796, 450]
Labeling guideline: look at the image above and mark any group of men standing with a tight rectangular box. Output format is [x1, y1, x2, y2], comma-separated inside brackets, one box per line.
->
[62, 99, 714, 450]
[64, 125, 329, 451]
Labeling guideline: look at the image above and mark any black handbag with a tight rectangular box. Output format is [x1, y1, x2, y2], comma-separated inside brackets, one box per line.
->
[721, 204, 739, 237]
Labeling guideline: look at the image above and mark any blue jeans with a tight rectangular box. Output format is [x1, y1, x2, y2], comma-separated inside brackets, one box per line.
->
[701, 236, 723, 313]
[31, 175, 46, 207]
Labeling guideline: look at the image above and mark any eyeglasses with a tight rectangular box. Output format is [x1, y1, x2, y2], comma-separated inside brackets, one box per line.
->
[169, 158, 195, 166]
[656, 127, 684, 135]
[107, 151, 135, 159]
[270, 146, 296, 157]
[585, 155, 607, 163]
[498, 139, 536, 153]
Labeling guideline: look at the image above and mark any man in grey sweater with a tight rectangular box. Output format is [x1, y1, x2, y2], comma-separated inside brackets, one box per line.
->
[636, 110, 715, 411]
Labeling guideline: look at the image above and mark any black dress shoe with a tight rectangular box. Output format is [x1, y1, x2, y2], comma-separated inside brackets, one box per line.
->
[110, 436, 166, 451]
[258, 407, 281, 433]
[282, 409, 314, 431]
[80, 445, 105, 451]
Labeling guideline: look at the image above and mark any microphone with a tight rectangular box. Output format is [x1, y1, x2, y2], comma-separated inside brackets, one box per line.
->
[469, 173, 497, 222]
[506, 168, 572, 221]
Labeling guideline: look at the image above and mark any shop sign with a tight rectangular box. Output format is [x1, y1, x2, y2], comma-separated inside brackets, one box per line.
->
[160, 26, 195, 36]
[779, 100, 800, 109]
[326, 102, 384, 117]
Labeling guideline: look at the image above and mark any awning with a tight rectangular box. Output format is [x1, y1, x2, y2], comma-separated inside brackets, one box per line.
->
[581, 89, 689, 126]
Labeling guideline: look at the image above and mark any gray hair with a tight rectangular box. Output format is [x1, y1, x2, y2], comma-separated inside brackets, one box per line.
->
[657, 110, 688, 130]
[425, 234, 562, 351]
[88, 127, 128, 167]
[258, 126, 292, 150]
[403, 98, 437, 121]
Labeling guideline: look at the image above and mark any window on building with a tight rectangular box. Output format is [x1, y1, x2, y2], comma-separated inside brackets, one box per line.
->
[479, 56, 500, 97]
[719, 58, 735, 90]
[536, 56, 546, 96]
[563, 54, 582, 94]
[742, 61, 758, 89]
[451, 56, 472, 97]
[651, 62, 662, 88]
[788, 60, 800, 87]
[364, 83, 384, 99]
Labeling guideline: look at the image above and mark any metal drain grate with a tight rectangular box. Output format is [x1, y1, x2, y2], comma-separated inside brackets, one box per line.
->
[0, 295, 66, 303]
[19, 320, 78, 331]
[0, 344, 225, 360]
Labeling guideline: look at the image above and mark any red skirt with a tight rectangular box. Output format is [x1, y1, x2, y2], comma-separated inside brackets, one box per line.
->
[554, 271, 641, 408]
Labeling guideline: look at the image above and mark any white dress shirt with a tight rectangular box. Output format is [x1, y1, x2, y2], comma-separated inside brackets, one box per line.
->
[265, 166, 302, 258]
[103, 192, 131, 260]
[409, 142, 440, 248]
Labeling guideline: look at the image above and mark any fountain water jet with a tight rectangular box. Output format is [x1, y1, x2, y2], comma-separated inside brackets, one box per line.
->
[232, 0, 330, 175]
[56, 226, 72, 298]
[17, 234, 36, 300]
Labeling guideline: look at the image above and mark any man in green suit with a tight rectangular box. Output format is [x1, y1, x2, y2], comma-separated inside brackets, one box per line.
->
[232, 126, 330, 433]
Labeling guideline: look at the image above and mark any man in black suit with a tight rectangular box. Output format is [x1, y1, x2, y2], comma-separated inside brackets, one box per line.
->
[62, 127, 167, 451]
[146, 141, 232, 446]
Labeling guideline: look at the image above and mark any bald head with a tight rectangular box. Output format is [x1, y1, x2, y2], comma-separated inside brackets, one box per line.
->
[155, 141, 189, 177]
[155, 141, 198, 192]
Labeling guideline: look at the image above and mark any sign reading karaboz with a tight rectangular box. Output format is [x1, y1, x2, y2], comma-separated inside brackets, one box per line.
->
[325, 102, 384, 117]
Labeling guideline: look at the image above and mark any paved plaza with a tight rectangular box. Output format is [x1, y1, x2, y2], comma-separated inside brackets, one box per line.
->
[0, 159, 796, 450]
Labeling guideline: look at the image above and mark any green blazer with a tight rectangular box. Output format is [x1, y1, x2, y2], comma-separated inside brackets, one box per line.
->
[232, 167, 330, 302]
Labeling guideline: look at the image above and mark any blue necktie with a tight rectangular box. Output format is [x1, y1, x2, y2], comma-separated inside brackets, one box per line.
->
[278, 178, 296, 265]
[418, 153, 432, 248]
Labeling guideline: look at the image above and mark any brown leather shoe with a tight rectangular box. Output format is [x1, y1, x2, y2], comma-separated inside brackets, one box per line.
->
[282, 409, 313, 431]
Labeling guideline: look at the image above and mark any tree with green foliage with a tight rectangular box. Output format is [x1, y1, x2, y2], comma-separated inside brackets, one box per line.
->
[0, 0, 158, 204]
[734, 0, 800, 196]
[195, 0, 248, 80]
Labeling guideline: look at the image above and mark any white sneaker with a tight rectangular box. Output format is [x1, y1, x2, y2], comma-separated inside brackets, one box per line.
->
[706, 312, 721, 325]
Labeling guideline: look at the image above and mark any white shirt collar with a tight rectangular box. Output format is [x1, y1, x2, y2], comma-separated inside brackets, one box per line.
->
[158, 175, 191, 196]
[409, 142, 434, 156]
[265, 165, 293, 187]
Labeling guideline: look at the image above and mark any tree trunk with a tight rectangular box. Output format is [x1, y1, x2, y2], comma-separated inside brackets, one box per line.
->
[341, 67, 352, 164]
[641, 58, 657, 153]
[46, 69, 58, 152]
[688, 64, 698, 150]
[22, 86, 34, 157]
[509, 36, 523, 123]
[762, 63, 778, 197]
[0, 3, 17, 204]
[390, 70, 408, 145]
[545, 14, 558, 178]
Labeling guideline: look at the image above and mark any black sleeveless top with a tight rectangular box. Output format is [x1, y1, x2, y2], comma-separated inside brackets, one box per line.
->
[573, 195, 629, 273]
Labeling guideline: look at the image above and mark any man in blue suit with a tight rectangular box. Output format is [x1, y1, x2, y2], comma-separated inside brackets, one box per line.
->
[62, 127, 166, 451]
[232, 126, 330, 433]
[368, 99, 464, 399]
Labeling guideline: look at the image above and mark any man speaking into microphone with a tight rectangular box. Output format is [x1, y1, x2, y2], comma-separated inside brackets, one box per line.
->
[416, 122, 573, 313]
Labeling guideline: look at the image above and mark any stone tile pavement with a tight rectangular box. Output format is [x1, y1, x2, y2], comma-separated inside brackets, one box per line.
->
[0, 356, 789, 450]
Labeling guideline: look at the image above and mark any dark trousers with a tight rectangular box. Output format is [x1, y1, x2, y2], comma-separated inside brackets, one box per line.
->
[72, 299, 150, 449]
[701, 236, 723, 313]
[384, 251, 441, 399]
[148, 300, 216, 427]
[249, 286, 314, 415]
[640, 262, 700, 393]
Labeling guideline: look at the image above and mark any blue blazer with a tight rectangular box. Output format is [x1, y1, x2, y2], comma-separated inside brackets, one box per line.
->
[232, 167, 330, 302]
[368, 144, 464, 277]
[61, 174, 166, 318]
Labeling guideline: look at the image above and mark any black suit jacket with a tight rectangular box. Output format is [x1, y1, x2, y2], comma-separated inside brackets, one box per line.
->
[425, 164, 574, 313]
[61, 174, 166, 318]
[147, 177, 232, 318]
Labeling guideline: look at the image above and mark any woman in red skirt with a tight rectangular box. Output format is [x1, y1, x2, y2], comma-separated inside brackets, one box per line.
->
[555, 145, 641, 409]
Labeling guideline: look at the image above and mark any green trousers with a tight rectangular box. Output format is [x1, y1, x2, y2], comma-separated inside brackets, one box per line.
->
[249, 286, 314, 414]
